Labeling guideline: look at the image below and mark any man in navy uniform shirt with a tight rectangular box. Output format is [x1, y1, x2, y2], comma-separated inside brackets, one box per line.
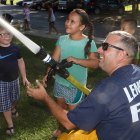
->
[27, 30, 140, 140]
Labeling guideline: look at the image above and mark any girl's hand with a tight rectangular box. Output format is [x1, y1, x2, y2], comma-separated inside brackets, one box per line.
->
[42, 74, 48, 87]
[67, 56, 78, 64]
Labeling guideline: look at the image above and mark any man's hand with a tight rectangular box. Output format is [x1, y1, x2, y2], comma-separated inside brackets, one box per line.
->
[27, 80, 76, 130]
[27, 80, 47, 101]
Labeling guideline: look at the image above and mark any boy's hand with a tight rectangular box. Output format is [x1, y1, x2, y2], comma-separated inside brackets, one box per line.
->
[27, 80, 47, 101]
[23, 78, 30, 87]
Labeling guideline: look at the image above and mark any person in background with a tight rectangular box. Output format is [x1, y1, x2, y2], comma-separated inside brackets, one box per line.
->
[120, 18, 137, 35]
[120, 18, 139, 64]
[43, 8, 99, 138]
[27, 30, 140, 140]
[23, 3, 31, 31]
[0, 26, 30, 135]
[2, 13, 13, 23]
[10, 0, 14, 5]
[46, 2, 59, 35]
[76, 0, 84, 9]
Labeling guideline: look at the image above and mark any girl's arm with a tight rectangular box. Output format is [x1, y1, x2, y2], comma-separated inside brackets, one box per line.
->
[48, 8, 51, 22]
[52, 46, 61, 61]
[43, 46, 61, 86]
[45, 46, 60, 75]
[18, 58, 30, 86]
[67, 52, 99, 69]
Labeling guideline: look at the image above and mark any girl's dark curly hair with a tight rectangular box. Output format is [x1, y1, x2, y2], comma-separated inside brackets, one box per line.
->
[72, 9, 94, 57]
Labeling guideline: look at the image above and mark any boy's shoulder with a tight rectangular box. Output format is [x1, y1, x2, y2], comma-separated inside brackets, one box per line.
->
[10, 44, 20, 49]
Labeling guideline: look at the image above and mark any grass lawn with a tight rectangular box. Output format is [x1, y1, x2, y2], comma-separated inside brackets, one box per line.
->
[5, 0, 20, 5]
[0, 36, 58, 140]
[0, 35, 107, 140]
[0, 2, 139, 139]
[125, 4, 140, 11]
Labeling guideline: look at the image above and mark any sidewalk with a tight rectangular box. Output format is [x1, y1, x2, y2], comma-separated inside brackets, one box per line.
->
[24, 29, 62, 40]
[24, 29, 105, 45]
[24, 28, 140, 45]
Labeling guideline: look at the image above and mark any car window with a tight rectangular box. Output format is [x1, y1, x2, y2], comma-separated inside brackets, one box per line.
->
[97, 0, 106, 4]
[108, 0, 119, 4]
[23, 0, 33, 2]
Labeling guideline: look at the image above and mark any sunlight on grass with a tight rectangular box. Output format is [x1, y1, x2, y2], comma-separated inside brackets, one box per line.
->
[125, 5, 132, 11]
[125, 4, 140, 11]
[5, 0, 20, 5]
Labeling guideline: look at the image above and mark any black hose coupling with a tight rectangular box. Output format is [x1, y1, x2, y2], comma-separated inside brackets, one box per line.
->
[35, 47, 57, 68]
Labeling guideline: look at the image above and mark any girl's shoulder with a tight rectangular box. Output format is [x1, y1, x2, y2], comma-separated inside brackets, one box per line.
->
[58, 35, 69, 40]
[56, 35, 69, 46]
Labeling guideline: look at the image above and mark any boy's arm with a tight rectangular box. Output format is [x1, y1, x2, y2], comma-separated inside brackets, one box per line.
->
[18, 58, 30, 86]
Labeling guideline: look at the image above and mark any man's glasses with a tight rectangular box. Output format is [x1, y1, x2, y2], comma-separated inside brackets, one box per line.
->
[101, 42, 124, 51]
[0, 33, 12, 38]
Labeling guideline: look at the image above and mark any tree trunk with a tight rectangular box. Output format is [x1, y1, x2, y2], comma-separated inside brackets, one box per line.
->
[132, 0, 138, 13]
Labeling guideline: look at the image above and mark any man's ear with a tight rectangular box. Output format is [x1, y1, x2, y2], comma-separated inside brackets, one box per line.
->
[123, 50, 129, 57]
[119, 50, 128, 60]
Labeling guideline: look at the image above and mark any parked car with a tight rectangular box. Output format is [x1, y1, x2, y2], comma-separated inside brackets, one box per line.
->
[31, 0, 44, 10]
[66, 0, 124, 15]
[22, 0, 34, 7]
[58, 0, 67, 10]
[90, 0, 125, 14]
[16, 0, 23, 6]
[1, 0, 6, 4]
[31, 0, 58, 10]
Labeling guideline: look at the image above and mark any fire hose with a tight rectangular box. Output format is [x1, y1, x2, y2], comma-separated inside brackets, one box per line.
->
[0, 16, 90, 95]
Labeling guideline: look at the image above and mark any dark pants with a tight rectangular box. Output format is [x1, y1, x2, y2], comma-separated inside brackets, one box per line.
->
[10, 0, 13, 5]
[1, 0, 6, 4]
